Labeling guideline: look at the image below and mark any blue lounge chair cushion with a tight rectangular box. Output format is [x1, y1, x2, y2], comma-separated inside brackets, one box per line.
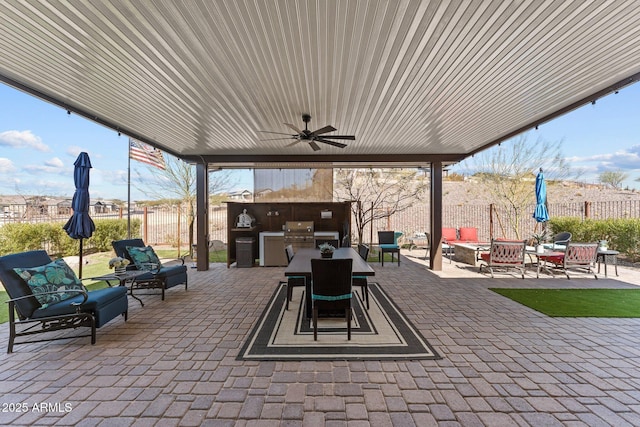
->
[31, 286, 128, 327]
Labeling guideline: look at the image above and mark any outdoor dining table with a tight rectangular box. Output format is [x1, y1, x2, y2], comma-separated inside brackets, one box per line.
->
[284, 247, 375, 318]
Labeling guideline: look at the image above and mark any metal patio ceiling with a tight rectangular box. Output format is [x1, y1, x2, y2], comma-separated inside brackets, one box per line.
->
[1, 0, 640, 169]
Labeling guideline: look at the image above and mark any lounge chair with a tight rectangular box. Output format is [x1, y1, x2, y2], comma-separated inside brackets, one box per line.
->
[112, 239, 188, 301]
[0, 250, 128, 353]
[479, 240, 526, 279]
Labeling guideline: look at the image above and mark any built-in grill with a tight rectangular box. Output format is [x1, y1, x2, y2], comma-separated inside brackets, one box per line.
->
[284, 221, 315, 251]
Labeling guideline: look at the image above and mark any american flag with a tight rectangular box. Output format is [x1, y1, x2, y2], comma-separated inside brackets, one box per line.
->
[129, 138, 166, 170]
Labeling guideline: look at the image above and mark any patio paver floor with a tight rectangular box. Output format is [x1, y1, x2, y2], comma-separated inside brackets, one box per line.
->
[1, 254, 639, 426]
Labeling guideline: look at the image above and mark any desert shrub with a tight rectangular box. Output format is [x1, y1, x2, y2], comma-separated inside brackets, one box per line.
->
[549, 217, 640, 262]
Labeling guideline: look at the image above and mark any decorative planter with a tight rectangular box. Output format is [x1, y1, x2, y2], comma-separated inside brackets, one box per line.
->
[114, 266, 127, 275]
[321, 252, 333, 258]
[536, 245, 545, 254]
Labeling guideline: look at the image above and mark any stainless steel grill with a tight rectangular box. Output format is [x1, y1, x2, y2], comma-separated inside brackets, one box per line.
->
[284, 221, 314, 251]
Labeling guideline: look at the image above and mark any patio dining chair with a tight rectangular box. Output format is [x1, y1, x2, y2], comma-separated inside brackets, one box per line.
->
[311, 258, 353, 341]
[537, 242, 598, 279]
[353, 244, 370, 309]
[281, 244, 306, 310]
[378, 231, 401, 266]
[479, 240, 527, 279]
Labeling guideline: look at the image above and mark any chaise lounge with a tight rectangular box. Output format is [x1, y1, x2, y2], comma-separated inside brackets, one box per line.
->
[112, 238, 188, 301]
[0, 250, 128, 353]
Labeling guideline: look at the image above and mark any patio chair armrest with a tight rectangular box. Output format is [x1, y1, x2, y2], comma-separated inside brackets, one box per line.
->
[6, 289, 89, 305]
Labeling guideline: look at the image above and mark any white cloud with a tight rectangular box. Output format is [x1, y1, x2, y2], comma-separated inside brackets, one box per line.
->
[0, 158, 17, 174]
[0, 130, 50, 152]
[23, 157, 67, 174]
[66, 145, 84, 157]
[45, 157, 64, 168]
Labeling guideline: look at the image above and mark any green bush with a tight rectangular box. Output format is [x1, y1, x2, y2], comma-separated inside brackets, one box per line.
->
[549, 217, 640, 262]
[0, 219, 140, 257]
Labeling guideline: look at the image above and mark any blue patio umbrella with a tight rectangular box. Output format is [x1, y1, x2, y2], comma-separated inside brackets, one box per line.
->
[63, 152, 96, 278]
[533, 168, 549, 223]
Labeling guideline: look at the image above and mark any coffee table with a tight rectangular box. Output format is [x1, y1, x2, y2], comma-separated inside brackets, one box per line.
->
[453, 243, 490, 266]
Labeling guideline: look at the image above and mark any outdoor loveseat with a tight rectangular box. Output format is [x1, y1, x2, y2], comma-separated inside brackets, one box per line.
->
[0, 250, 128, 353]
[111, 239, 188, 301]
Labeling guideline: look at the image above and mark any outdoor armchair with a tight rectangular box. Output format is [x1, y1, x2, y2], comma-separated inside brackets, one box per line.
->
[112, 239, 188, 301]
[537, 242, 598, 279]
[479, 240, 527, 279]
[0, 250, 128, 353]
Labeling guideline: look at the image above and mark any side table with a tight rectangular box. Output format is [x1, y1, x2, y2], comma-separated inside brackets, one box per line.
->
[596, 249, 619, 277]
[87, 270, 150, 306]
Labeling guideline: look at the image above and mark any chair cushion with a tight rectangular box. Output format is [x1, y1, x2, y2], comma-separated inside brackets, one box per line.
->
[442, 228, 458, 242]
[126, 246, 162, 270]
[13, 259, 86, 309]
[379, 244, 399, 250]
[134, 264, 187, 288]
[31, 286, 128, 322]
[538, 254, 564, 265]
[458, 227, 478, 242]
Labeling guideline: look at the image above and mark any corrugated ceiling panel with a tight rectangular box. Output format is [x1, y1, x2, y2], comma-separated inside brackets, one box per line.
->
[1, 0, 640, 163]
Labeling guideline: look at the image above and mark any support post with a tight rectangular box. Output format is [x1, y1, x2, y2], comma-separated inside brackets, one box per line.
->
[196, 162, 209, 271]
[430, 162, 443, 270]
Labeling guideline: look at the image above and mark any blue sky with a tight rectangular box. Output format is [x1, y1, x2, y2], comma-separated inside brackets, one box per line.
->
[1, 81, 639, 201]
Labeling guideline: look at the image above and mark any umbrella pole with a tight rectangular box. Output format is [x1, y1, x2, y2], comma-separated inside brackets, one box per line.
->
[79, 238, 83, 279]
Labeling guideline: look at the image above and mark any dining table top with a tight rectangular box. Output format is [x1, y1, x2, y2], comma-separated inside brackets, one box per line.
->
[284, 247, 375, 277]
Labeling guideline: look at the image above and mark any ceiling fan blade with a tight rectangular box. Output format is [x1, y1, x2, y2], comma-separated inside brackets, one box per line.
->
[318, 134, 355, 140]
[316, 137, 347, 149]
[284, 123, 302, 133]
[310, 125, 337, 136]
[308, 140, 321, 151]
[285, 140, 302, 147]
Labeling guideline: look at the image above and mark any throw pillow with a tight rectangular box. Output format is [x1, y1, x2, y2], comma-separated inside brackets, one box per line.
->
[126, 246, 162, 270]
[13, 259, 86, 309]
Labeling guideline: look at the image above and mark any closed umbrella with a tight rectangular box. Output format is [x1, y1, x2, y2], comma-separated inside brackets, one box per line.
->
[533, 168, 549, 223]
[63, 152, 96, 278]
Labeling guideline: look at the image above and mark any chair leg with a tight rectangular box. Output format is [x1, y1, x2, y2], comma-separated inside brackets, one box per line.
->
[313, 307, 318, 341]
[346, 308, 351, 340]
[362, 284, 369, 309]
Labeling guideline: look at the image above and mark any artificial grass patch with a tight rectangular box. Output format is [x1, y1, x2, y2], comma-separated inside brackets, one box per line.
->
[490, 288, 640, 317]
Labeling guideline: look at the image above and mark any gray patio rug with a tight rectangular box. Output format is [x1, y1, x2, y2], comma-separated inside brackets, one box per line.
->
[238, 282, 440, 361]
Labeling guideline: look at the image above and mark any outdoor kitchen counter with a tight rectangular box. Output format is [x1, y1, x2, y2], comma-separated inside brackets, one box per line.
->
[259, 231, 339, 266]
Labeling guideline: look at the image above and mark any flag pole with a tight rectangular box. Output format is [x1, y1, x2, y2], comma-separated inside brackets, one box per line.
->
[127, 138, 131, 238]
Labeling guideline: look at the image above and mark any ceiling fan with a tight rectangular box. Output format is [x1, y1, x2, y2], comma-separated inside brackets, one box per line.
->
[259, 114, 355, 151]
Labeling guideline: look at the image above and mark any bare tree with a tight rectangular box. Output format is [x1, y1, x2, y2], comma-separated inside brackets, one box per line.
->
[134, 155, 237, 250]
[464, 132, 572, 239]
[600, 170, 628, 189]
[334, 168, 427, 244]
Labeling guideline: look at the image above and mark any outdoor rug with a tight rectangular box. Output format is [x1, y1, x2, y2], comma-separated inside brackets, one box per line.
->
[238, 282, 440, 361]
